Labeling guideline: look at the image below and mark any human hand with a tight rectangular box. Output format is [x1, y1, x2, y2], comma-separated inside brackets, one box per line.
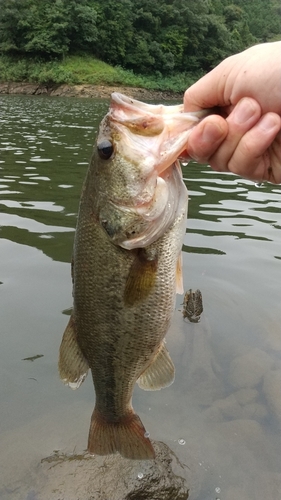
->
[184, 42, 281, 183]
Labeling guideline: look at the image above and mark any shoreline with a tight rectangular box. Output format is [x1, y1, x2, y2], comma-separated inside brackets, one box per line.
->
[0, 82, 182, 101]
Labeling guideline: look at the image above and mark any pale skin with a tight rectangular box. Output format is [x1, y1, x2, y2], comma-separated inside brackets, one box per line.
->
[184, 42, 281, 183]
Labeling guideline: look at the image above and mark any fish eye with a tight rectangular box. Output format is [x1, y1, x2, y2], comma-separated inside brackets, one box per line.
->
[97, 140, 114, 160]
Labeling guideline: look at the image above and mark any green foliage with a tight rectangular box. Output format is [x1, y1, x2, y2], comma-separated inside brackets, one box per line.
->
[0, 57, 30, 81]
[0, 0, 280, 82]
[0, 0, 98, 58]
[22, 0, 70, 56]
[91, 0, 134, 65]
[0, 53, 204, 92]
[227, 0, 281, 42]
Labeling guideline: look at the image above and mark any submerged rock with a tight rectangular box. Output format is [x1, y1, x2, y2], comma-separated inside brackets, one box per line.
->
[203, 387, 268, 423]
[218, 419, 270, 460]
[223, 485, 250, 500]
[233, 388, 258, 406]
[263, 370, 281, 429]
[33, 441, 189, 500]
[228, 348, 274, 389]
[181, 325, 225, 406]
[224, 472, 281, 500]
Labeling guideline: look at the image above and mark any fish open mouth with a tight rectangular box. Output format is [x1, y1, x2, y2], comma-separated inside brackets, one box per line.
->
[110, 92, 208, 175]
[96, 93, 208, 249]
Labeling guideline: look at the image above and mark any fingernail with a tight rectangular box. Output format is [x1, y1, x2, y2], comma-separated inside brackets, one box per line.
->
[201, 122, 223, 144]
[233, 99, 256, 124]
[257, 114, 279, 132]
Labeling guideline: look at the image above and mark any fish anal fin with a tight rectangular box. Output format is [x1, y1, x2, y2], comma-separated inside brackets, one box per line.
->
[88, 409, 155, 460]
[137, 342, 175, 391]
[176, 253, 184, 294]
[58, 314, 89, 389]
[124, 249, 158, 306]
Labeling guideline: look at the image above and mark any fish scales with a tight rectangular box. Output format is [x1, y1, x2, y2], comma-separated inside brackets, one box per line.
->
[59, 93, 208, 459]
[75, 191, 185, 414]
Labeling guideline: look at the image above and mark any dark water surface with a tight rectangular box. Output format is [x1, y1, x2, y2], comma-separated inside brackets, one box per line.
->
[1, 95, 281, 499]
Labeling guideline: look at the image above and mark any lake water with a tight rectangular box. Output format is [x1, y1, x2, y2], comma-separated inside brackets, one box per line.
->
[0, 95, 281, 499]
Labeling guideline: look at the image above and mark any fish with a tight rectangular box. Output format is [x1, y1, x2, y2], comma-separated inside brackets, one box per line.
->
[58, 93, 207, 460]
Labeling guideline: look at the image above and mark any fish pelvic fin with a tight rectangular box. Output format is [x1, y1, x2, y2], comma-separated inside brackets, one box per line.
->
[88, 408, 155, 460]
[58, 314, 89, 389]
[137, 341, 175, 391]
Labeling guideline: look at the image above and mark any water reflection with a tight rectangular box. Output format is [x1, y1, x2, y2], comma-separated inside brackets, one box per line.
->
[0, 95, 281, 499]
[0, 95, 108, 262]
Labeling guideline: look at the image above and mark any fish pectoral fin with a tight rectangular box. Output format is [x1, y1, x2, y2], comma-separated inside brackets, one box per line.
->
[176, 253, 184, 294]
[58, 314, 89, 389]
[124, 249, 158, 306]
[137, 342, 175, 391]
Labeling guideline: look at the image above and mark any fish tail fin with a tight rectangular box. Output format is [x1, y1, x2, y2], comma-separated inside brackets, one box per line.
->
[88, 408, 155, 460]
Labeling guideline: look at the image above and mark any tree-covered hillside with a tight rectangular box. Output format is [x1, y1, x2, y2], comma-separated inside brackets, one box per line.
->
[0, 0, 280, 77]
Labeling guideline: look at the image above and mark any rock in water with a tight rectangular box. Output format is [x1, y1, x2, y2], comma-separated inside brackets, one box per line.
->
[34, 441, 189, 500]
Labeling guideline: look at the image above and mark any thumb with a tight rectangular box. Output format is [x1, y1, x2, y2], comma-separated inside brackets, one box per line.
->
[184, 66, 229, 113]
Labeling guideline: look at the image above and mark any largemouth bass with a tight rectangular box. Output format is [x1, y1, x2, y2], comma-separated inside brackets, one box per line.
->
[59, 93, 207, 460]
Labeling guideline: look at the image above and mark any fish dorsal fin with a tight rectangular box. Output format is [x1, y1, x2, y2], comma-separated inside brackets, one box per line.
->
[58, 315, 89, 389]
[176, 253, 184, 294]
[137, 342, 175, 391]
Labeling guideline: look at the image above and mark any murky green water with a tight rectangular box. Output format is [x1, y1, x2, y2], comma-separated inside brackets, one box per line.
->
[1, 95, 281, 499]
